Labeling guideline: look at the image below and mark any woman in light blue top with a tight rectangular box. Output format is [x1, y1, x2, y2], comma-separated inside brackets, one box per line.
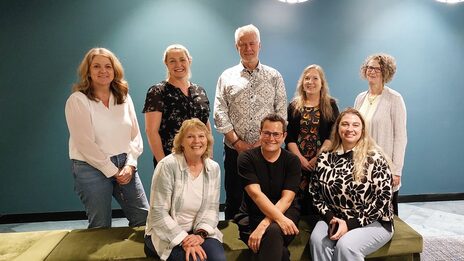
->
[144, 118, 225, 261]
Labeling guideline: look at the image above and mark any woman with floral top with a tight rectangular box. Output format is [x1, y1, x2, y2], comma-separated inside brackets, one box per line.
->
[286, 64, 339, 216]
[143, 44, 211, 168]
[309, 108, 394, 261]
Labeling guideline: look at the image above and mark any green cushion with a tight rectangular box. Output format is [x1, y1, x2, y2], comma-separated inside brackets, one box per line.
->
[45, 226, 152, 261]
[219, 219, 311, 261]
[219, 215, 422, 261]
[366, 216, 423, 259]
[0, 230, 69, 261]
[40, 215, 421, 261]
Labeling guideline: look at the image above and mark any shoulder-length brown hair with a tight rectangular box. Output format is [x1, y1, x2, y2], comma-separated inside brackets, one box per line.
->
[172, 118, 214, 160]
[72, 47, 128, 104]
[292, 64, 336, 121]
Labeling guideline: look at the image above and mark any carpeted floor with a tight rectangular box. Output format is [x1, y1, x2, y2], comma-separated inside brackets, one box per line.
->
[421, 235, 464, 261]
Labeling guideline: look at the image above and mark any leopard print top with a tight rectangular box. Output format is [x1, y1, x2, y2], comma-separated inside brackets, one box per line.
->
[310, 149, 394, 230]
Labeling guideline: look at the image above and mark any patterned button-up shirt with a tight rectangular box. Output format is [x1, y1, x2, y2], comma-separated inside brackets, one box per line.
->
[214, 63, 287, 147]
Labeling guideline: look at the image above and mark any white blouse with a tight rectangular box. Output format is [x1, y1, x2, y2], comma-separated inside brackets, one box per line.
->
[65, 91, 143, 177]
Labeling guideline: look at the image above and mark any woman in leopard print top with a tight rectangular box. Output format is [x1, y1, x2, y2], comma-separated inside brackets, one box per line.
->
[309, 108, 394, 261]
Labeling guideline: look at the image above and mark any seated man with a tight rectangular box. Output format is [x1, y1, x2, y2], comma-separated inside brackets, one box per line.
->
[235, 113, 301, 261]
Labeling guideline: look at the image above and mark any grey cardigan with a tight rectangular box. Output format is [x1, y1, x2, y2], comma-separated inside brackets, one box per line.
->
[145, 153, 223, 260]
[355, 86, 407, 180]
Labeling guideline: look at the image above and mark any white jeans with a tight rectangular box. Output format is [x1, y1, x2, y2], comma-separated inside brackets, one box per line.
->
[310, 220, 393, 261]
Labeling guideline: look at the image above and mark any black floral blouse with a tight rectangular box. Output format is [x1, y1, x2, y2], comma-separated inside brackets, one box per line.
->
[310, 149, 394, 231]
[142, 81, 210, 158]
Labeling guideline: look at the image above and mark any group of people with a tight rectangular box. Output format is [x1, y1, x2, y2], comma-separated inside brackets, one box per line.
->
[65, 23, 407, 261]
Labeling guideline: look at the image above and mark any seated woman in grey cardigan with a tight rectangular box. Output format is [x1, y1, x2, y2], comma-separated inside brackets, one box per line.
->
[144, 118, 225, 261]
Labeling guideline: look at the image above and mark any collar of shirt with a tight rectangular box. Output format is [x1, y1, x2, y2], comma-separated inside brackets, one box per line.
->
[239, 61, 262, 75]
[174, 153, 212, 173]
[335, 146, 356, 158]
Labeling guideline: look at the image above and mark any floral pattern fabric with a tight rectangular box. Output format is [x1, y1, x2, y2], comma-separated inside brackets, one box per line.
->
[310, 149, 394, 230]
[142, 81, 210, 155]
[298, 106, 321, 161]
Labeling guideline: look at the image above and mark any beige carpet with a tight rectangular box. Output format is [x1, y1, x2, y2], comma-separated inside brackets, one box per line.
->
[422, 235, 464, 261]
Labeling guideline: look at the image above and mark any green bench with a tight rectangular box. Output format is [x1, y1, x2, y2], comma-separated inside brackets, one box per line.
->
[220, 216, 422, 261]
[0, 216, 422, 260]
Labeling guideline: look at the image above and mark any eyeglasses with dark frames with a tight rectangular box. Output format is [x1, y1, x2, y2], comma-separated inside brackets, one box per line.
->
[365, 66, 381, 73]
[261, 131, 283, 139]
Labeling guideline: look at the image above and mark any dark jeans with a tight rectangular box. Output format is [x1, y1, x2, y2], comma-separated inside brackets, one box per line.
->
[144, 235, 226, 261]
[224, 144, 244, 220]
[393, 190, 399, 215]
[237, 206, 301, 261]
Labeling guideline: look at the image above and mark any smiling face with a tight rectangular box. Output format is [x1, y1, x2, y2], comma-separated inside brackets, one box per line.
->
[89, 55, 114, 89]
[365, 59, 383, 85]
[181, 127, 207, 159]
[236, 32, 261, 67]
[302, 68, 322, 97]
[260, 120, 286, 154]
[165, 48, 191, 80]
[338, 113, 363, 151]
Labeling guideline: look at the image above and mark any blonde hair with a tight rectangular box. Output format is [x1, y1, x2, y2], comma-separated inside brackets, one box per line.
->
[360, 53, 397, 84]
[172, 118, 213, 159]
[163, 44, 192, 79]
[292, 64, 336, 121]
[73, 47, 128, 104]
[329, 108, 389, 181]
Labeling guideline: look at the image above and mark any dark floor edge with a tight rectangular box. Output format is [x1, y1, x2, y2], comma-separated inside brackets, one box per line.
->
[398, 192, 464, 203]
[0, 209, 125, 224]
[1, 193, 463, 224]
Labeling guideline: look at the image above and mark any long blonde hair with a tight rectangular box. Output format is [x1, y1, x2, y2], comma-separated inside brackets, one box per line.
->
[73, 47, 128, 104]
[172, 118, 213, 160]
[292, 64, 336, 121]
[329, 108, 389, 181]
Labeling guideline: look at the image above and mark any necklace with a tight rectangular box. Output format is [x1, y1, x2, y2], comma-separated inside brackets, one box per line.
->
[367, 93, 379, 105]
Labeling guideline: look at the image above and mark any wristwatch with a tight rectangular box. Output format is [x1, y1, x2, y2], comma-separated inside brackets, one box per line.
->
[194, 229, 208, 239]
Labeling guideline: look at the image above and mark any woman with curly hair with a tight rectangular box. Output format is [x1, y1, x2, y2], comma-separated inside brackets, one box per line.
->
[309, 108, 394, 261]
[65, 47, 149, 228]
[354, 53, 407, 215]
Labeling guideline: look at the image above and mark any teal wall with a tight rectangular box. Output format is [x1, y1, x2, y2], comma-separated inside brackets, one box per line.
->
[1, 0, 463, 215]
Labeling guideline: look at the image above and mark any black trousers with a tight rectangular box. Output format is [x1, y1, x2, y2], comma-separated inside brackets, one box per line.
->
[237, 206, 301, 261]
[393, 190, 399, 215]
[224, 145, 243, 219]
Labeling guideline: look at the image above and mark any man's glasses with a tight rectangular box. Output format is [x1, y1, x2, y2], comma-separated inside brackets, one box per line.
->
[261, 131, 283, 139]
[365, 66, 381, 73]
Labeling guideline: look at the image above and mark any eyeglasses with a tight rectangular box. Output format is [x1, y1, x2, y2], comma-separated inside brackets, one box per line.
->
[366, 66, 381, 73]
[261, 131, 283, 139]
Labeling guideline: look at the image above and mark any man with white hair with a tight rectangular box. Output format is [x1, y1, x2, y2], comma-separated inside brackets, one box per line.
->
[214, 24, 287, 219]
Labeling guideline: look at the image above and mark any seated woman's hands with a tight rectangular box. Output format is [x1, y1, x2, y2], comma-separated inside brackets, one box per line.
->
[182, 244, 206, 261]
[328, 217, 348, 241]
[182, 234, 204, 247]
